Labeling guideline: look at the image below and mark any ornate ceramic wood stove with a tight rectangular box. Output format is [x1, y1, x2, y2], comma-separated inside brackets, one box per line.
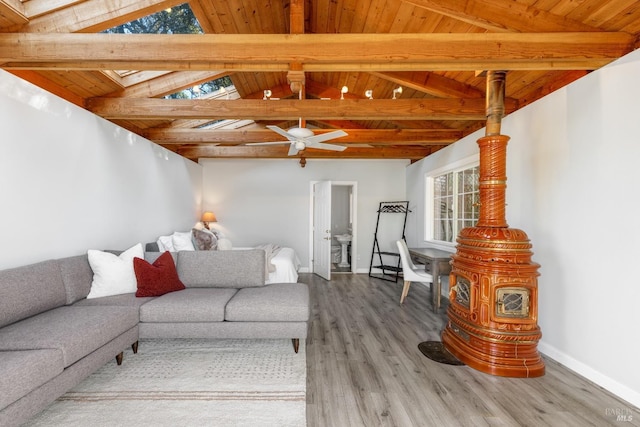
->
[441, 71, 544, 378]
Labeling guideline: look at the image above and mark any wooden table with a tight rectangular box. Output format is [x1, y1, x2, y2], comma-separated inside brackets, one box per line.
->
[408, 247, 453, 312]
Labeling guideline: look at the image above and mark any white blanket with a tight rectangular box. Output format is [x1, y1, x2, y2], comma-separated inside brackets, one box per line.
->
[234, 245, 301, 284]
[265, 247, 301, 284]
[253, 243, 281, 275]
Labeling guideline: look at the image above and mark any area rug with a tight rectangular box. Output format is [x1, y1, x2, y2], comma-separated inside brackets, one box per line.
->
[24, 339, 306, 427]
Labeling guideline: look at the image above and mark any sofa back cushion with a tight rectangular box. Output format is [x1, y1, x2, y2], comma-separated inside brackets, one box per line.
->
[0, 260, 67, 328]
[177, 249, 265, 288]
[58, 255, 94, 304]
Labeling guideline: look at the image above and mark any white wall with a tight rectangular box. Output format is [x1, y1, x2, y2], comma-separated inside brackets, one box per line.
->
[200, 158, 408, 271]
[406, 51, 640, 407]
[0, 70, 202, 270]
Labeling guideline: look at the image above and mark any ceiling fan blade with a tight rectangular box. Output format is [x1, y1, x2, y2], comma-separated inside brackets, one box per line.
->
[304, 130, 348, 145]
[310, 142, 347, 151]
[247, 141, 290, 146]
[288, 143, 300, 156]
[266, 125, 296, 141]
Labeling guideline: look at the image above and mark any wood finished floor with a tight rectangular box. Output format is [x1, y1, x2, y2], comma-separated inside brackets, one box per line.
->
[303, 273, 639, 427]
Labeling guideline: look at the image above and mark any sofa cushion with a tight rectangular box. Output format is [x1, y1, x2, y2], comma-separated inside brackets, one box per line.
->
[140, 288, 237, 322]
[134, 251, 185, 297]
[86, 243, 143, 299]
[177, 250, 265, 288]
[73, 293, 155, 311]
[0, 260, 67, 328]
[0, 306, 138, 367]
[0, 349, 64, 410]
[225, 283, 310, 322]
[58, 254, 94, 304]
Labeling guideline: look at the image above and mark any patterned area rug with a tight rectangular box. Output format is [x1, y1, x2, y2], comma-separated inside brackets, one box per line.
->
[24, 339, 306, 427]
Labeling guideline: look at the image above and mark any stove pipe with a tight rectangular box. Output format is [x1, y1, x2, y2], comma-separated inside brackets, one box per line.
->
[441, 71, 544, 377]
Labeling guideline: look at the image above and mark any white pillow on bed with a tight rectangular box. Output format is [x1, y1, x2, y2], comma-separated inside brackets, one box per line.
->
[157, 235, 174, 252]
[157, 231, 195, 252]
[171, 231, 195, 251]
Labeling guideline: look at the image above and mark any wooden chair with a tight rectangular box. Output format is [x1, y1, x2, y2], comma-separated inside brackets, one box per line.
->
[396, 240, 434, 304]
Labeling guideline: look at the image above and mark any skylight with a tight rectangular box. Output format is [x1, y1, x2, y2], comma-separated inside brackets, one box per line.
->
[102, 3, 202, 35]
[102, 3, 203, 78]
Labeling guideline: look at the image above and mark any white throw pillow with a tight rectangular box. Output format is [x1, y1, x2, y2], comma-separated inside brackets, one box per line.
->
[157, 235, 174, 252]
[86, 243, 144, 299]
[171, 231, 195, 251]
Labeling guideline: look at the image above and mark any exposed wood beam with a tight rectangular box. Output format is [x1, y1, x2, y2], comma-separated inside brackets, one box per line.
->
[0, 33, 633, 71]
[369, 71, 485, 99]
[142, 128, 463, 145]
[175, 145, 433, 160]
[290, 0, 305, 34]
[86, 98, 513, 120]
[0, 0, 27, 29]
[403, 0, 601, 33]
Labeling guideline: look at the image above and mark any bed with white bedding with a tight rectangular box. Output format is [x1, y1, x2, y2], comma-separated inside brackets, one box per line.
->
[236, 245, 301, 284]
[153, 231, 301, 284]
[265, 246, 301, 284]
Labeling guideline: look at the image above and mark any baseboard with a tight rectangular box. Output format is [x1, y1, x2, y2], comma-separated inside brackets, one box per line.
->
[539, 341, 640, 409]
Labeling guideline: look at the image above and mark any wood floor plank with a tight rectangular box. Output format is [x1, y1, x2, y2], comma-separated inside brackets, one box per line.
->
[304, 273, 640, 426]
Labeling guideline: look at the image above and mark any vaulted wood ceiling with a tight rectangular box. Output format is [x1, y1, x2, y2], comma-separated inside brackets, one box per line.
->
[1, 0, 639, 162]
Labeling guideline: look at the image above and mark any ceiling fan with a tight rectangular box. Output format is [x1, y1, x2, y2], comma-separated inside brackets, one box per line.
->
[249, 119, 348, 156]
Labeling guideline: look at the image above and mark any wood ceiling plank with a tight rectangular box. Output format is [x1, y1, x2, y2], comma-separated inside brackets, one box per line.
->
[9, 70, 85, 106]
[579, 0, 640, 31]
[21, 0, 183, 33]
[85, 97, 499, 120]
[404, 0, 601, 32]
[1, 32, 632, 72]
[141, 128, 463, 145]
[22, 0, 84, 19]
[185, 0, 216, 33]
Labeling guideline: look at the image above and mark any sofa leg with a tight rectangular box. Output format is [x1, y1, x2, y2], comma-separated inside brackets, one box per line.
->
[115, 352, 124, 366]
[292, 338, 300, 353]
[132, 341, 139, 354]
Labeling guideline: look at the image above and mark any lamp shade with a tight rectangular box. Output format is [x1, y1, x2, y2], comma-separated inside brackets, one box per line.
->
[201, 211, 217, 223]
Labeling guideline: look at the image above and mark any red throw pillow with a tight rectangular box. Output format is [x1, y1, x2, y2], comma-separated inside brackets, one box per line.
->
[134, 251, 185, 297]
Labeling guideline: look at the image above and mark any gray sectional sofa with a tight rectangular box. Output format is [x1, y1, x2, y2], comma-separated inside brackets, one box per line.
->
[0, 249, 309, 427]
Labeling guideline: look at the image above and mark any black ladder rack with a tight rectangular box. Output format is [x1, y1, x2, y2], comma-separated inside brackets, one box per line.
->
[368, 201, 410, 282]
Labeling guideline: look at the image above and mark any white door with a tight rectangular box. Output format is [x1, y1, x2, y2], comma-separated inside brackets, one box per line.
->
[313, 181, 332, 280]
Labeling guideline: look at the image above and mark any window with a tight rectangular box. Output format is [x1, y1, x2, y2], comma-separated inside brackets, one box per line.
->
[428, 163, 479, 244]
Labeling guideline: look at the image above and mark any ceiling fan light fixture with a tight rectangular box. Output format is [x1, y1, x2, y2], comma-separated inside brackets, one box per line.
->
[365, 89, 373, 99]
[288, 127, 315, 138]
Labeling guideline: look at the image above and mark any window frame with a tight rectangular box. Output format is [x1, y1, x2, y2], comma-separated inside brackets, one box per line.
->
[424, 155, 479, 247]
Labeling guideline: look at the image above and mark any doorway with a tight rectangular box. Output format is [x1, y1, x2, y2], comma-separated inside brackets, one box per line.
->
[310, 181, 357, 280]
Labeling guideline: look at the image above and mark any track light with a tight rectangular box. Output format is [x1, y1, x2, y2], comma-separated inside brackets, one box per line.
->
[392, 86, 403, 99]
[365, 89, 373, 99]
[340, 86, 348, 100]
[263, 89, 272, 100]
